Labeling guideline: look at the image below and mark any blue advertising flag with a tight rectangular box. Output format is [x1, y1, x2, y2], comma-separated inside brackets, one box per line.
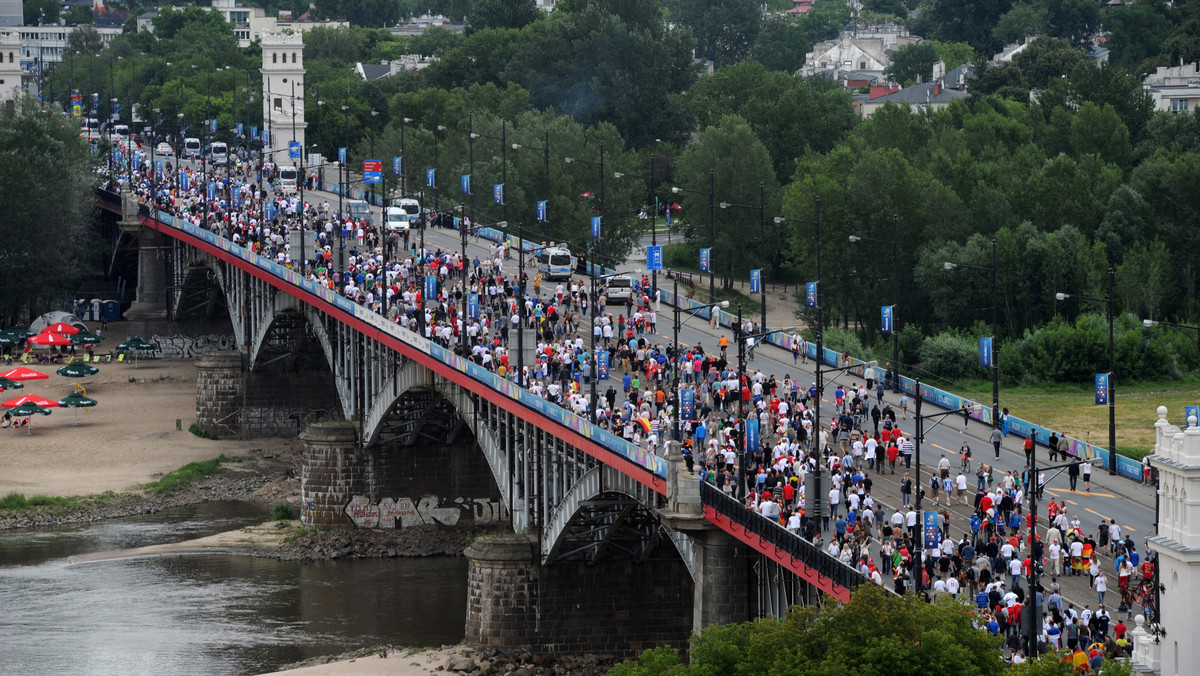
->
[338, 147, 347, 164]
[536, 200, 547, 222]
[591, 216, 601, 239]
[805, 281, 818, 308]
[393, 157, 402, 174]
[923, 511, 942, 550]
[251, 126, 258, 140]
[206, 182, 217, 201]
[646, 246, 663, 271]
[232, 193, 242, 210]
[262, 129, 270, 144]
[425, 168, 436, 188]
[180, 173, 190, 191]
[700, 248, 711, 273]
[209, 119, 217, 134]
[881, 305, 894, 334]
[1095, 373, 1109, 405]
[237, 122, 244, 138]
[461, 174, 471, 194]
[154, 159, 163, 176]
[1185, 405, 1199, 427]
[750, 269, 761, 294]
[979, 337, 994, 368]
[493, 183, 503, 205]
[468, 293, 480, 320]
[113, 101, 120, 116]
[424, 275, 438, 301]
[681, 387, 694, 423]
[264, 203, 277, 221]
[288, 141, 301, 160]
[745, 418, 760, 453]
[91, 92, 98, 114]
[597, 349, 609, 380]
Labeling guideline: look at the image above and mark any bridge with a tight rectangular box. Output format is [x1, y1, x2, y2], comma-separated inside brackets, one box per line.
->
[97, 188, 868, 654]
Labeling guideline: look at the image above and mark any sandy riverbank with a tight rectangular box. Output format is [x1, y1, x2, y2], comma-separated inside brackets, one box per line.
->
[0, 358, 296, 498]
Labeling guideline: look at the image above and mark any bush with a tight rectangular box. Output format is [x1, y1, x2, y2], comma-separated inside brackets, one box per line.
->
[271, 501, 299, 521]
[142, 455, 227, 496]
[919, 332, 983, 381]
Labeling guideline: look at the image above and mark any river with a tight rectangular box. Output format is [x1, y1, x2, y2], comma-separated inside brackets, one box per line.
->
[0, 501, 469, 675]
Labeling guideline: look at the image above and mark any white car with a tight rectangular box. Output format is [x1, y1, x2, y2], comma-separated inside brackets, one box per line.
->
[155, 142, 173, 156]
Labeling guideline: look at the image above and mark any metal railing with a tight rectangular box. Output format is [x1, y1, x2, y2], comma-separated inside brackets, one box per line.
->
[700, 482, 871, 594]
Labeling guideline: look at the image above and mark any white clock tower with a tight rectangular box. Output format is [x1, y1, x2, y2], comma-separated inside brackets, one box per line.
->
[260, 32, 306, 166]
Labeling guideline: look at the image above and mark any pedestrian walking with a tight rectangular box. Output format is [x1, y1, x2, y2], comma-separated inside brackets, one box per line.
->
[990, 426, 1004, 460]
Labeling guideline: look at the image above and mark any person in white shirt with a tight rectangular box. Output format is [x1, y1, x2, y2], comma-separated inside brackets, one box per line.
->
[945, 575, 960, 597]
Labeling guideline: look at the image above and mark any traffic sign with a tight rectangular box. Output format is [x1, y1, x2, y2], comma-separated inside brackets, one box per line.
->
[363, 159, 382, 184]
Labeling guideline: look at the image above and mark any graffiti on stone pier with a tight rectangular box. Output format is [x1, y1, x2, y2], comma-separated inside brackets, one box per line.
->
[343, 495, 508, 529]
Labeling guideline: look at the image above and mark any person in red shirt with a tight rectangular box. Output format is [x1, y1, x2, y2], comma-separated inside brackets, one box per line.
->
[886, 443, 900, 474]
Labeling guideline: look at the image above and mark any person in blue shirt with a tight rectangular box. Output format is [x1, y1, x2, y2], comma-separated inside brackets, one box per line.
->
[622, 373, 632, 396]
[834, 516, 847, 537]
[986, 615, 1000, 635]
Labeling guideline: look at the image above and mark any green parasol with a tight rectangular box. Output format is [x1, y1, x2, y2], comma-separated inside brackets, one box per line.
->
[57, 361, 99, 378]
[6, 401, 51, 434]
[58, 390, 98, 425]
[0, 377, 23, 390]
[70, 331, 105, 345]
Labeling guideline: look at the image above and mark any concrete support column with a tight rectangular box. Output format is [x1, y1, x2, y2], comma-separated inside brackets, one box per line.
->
[194, 350, 244, 438]
[121, 185, 168, 321]
[464, 533, 538, 649]
[692, 530, 750, 629]
[299, 420, 364, 526]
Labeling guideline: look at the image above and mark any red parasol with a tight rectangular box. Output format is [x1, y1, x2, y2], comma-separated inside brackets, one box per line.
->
[0, 366, 49, 381]
[1, 394, 59, 408]
[28, 332, 73, 346]
[42, 322, 81, 336]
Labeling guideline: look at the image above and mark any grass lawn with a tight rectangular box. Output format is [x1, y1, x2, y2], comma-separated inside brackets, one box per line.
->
[954, 379, 1199, 459]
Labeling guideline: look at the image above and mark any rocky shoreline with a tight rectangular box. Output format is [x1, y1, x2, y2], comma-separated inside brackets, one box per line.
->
[274, 644, 623, 676]
[249, 523, 489, 561]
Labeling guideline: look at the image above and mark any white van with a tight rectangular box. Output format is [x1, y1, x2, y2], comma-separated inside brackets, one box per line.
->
[385, 206, 409, 232]
[277, 165, 298, 194]
[111, 123, 129, 139]
[182, 137, 202, 159]
[346, 199, 372, 224]
[603, 275, 635, 304]
[537, 246, 575, 281]
[394, 198, 422, 228]
[209, 141, 228, 166]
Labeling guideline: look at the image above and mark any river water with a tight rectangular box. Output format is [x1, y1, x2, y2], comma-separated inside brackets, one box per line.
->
[0, 501, 468, 675]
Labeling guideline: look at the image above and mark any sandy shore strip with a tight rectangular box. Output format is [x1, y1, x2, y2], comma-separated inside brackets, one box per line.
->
[258, 647, 465, 676]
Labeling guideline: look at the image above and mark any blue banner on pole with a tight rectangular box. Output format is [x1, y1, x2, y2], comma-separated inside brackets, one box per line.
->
[745, 418, 759, 453]
[750, 269, 761, 294]
[700, 248, 711, 273]
[236, 122, 244, 138]
[154, 159, 163, 175]
[923, 510, 941, 550]
[338, 147, 348, 164]
[468, 293, 479, 320]
[251, 126, 258, 141]
[264, 203, 277, 221]
[232, 193, 242, 210]
[536, 200, 547, 222]
[979, 337, 993, 368]
[393, 157, 402, 174]
[597, 349, 609, 380]
[179, 173, 190, 191]
[493, 183, 503, 205]
[262, 129, 269, 144]
[288, 141, 300, 160]
[681, 387, 694, 423]
[591, 216, 601, 239]
[805, 281, 818, 308]
[210, 119, 217, 134]
[646, 246, 663, 271]
[461, 174, 470, 194]
[206, 182, 216, 201]
[424, 275, 438, 301]
[426, 168, 436, 188]
[1185, 405, 1199, 427]
[1095, 373, 1109, 405]
[881, 305, 894, 334]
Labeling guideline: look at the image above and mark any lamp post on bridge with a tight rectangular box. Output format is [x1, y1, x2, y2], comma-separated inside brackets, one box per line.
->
[719, 181, 767, 331]
[943, 238, 1000, 435]
[1056, 267, 1118, 476]
[671, 278, 728, 443]
[564, 142, 606, 413]
[671, 168, 716, 304]
[849, 213, 902, 393]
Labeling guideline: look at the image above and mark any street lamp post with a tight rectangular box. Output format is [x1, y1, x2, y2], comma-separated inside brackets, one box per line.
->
[671, 277, 728, 443]
[671, 169, 716, 303]
[719, 181, 767, 330]
[849, 213, 902, 393]
[1056, 267, 1118, 476]
[1143, 318, 1200, 352]
[943, 238, 1000, 431]
[511, 129, 551, 242]
[613, 152, 661, 298]
[564, 142, 607, 412]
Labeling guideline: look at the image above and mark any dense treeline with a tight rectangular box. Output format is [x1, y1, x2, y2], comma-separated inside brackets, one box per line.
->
[34, 0, 1200, 383]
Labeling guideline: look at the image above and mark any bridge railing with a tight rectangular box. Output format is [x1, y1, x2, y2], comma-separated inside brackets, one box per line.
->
[137, 203, 668, 485]
[700, 482, 871, 596]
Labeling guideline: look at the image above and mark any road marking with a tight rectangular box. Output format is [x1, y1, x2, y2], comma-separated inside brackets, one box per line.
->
[1085, 508, 1105, 518]
[1046, 488, 1121, 499]
[1065, 500, 1078, 506]
[1122, 526, 1137, 533]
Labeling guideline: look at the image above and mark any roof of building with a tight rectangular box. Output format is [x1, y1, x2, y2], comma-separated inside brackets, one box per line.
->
[869, 81, 970, 106]
[359, 63, 391, 81]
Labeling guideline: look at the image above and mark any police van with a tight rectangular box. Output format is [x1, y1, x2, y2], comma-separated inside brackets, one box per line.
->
[537, 245, 576, 281]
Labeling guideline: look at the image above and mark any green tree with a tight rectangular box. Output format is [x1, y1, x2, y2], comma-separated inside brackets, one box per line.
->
[913, 0, 1012, 54]
[862, 0, 908, 20]
[1102, 0, 1175, 74]
[1013, 37, 1084, 89]
[932, 41, 976, 69]
[993, 3, 1044, 47]
[469, 0, 542, 33]
[886, 42, 939, 85]
[750, 1, 851, 72]
[65, 25, 105, 56]
[22, 0, 59, 25]
[1044, 0, 1101, 47]
[673, 115, 779, 288]
[1069, 102, 1132, 170]
[0, 100, 98, 324]
[1116, 240, 1171, 322]
[61, 4, 93, 25]
[666, 0, 762, 67]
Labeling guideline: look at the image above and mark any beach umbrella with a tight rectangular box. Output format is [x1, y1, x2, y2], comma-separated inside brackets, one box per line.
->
[6, 401, 52, 435]
[117, 337, 156, 351]
[58, 390, 98, 425]
[0, 367, 48, 381]
[70, 331, 105, 345]
[28, 332, 73, 347]
[42, 322, 81, 336]
[57, 361, 99, 378]
[1, 394, 59, 409]
[0, 377, 23, 390]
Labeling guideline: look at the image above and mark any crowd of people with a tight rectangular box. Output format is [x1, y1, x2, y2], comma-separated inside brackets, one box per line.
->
[106, 143, 1154, 668]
